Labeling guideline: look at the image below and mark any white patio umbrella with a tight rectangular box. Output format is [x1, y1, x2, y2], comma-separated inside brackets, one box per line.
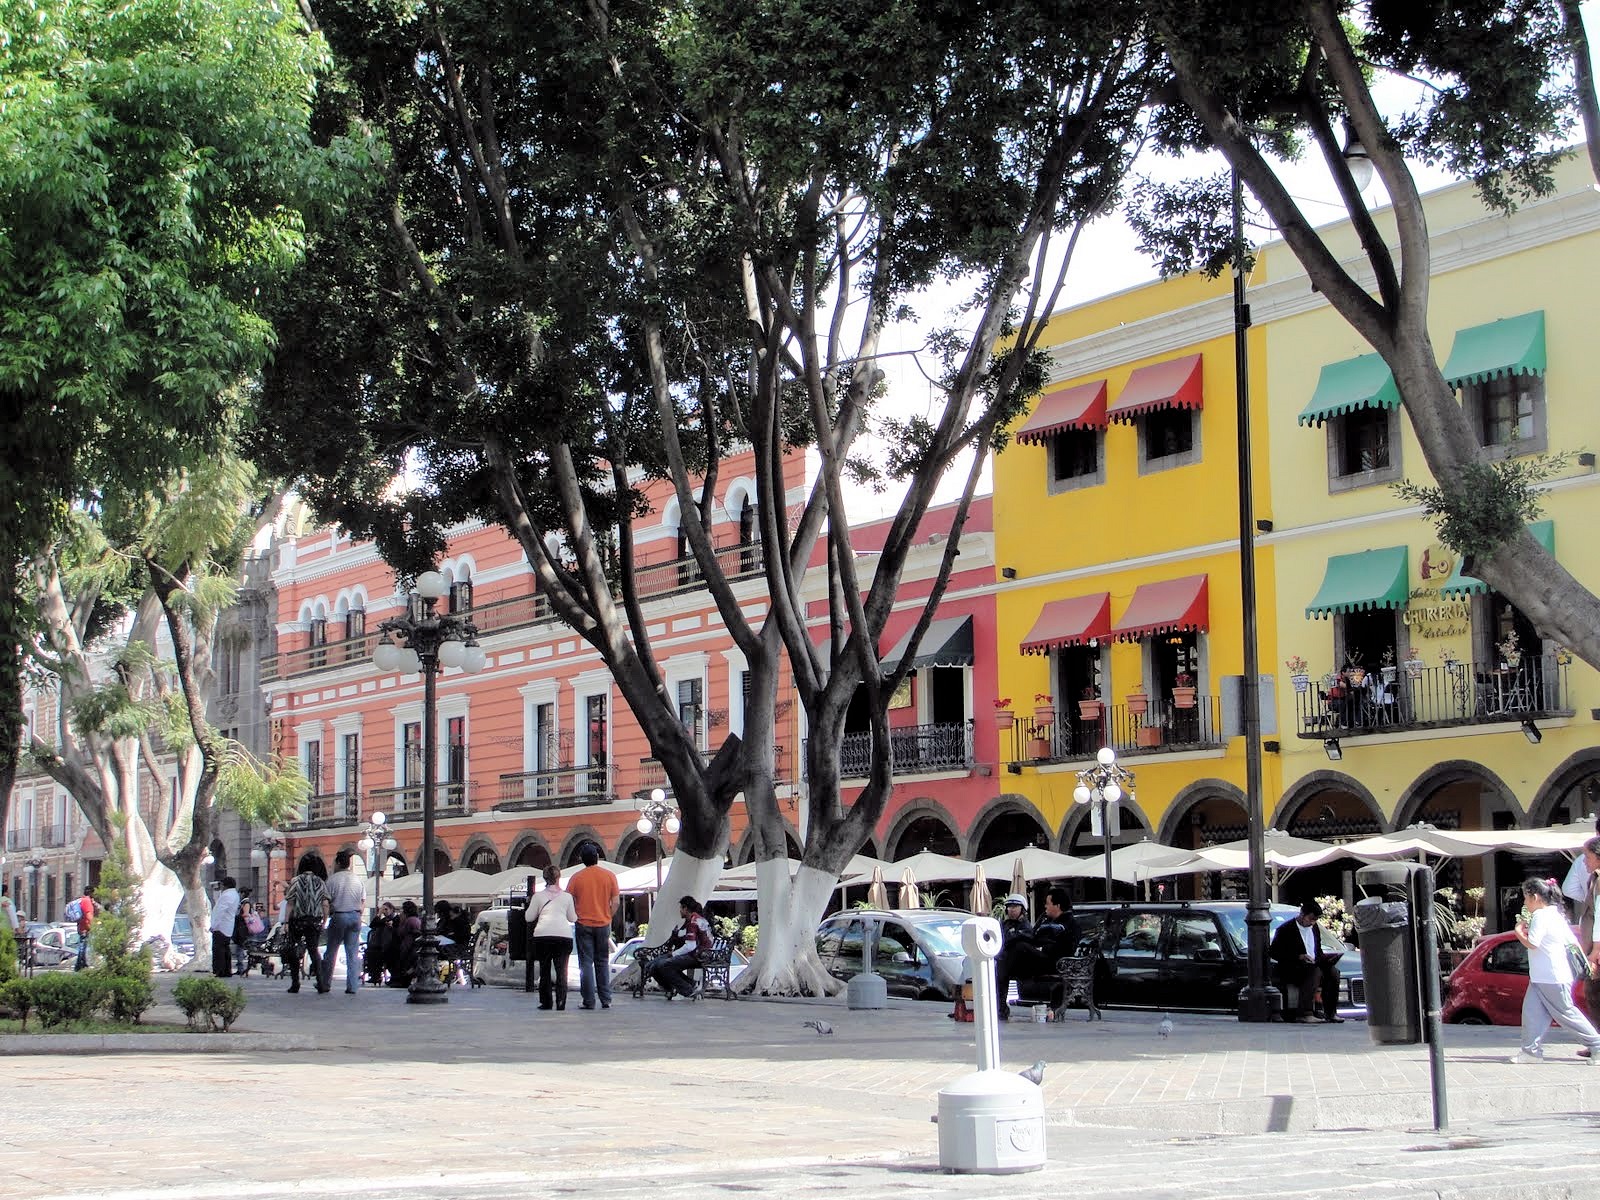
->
[382, 868, 498, 903]
[898, 866, 921, 909]
[1109, 840, 1200, 884]
[1010, 856, 1027, 904]
[893, 851, 980, 883]
[977, 846, 1099, 884]
[970, 864, 992, 915]
[866, 865, 891, 910]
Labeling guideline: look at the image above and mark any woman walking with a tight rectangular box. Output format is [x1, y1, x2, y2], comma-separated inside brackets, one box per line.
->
[524, 865, 577, 1010]
[1511, 876, 1600, 1064]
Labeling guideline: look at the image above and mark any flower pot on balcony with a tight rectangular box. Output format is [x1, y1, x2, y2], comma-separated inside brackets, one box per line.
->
[1171, 686, 1197, 709]
[1290, 673, 1310, 694]
[1078, 698, 1103, 721]
[1136, 725, 1163, 748]
[1404, 657, 1424, 679]
[1034, 704, 1056, 726]
[1381, 665, 1397, 685]
[1125, 691, 1149, 716]
[994, 709, 1015, 731]
[1027, 736, 1052, 760]
[1346, 667, 1366, 687]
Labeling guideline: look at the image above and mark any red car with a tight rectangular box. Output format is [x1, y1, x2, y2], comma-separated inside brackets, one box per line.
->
[1441, 930, 1593, 1026]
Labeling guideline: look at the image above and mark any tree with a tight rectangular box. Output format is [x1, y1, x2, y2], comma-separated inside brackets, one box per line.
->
[257, 0, 1156, 991]
[1136, 0, 1600, 668]
[25, 455, 308, 960]
[0, 0, 369, 841]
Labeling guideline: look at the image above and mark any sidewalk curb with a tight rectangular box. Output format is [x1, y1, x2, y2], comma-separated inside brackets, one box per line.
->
[0, 1031, 318, 1055]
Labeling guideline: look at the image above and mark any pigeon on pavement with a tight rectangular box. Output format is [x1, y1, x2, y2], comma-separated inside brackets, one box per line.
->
[802, 1019, 834, 1035]
[1157, 1013, 1174, 1038]
[1018, 1060, 1046, 1085]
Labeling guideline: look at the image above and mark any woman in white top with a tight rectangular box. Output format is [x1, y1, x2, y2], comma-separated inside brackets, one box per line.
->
[523, 865, 577, 1011]
[1511, 876, 1600, 1063]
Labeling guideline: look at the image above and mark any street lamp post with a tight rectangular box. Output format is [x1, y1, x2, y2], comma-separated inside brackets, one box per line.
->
[249, 829, 288, 912]
[371, 569, 486, 1005]
[1074, 747, 1134, 901]
[22, 852, 46, 922]
[358, 811, 397, 914]
[636, 787, 681, 901]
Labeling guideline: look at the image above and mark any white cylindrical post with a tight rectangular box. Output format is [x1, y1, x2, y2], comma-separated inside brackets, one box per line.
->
[963, 917, 1003, 1072]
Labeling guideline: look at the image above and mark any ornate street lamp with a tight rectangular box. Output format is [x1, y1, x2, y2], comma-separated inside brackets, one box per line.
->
[358, 811, 398, 913]
[249, 829, 288, 910]
[1073, 747, 1134, 901]
[371, 569, 486, 1005]
[635, 787, 681, 897]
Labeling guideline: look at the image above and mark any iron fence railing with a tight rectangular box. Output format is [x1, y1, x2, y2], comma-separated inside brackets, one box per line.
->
[1002, 696, 1223, 765]
[1293, 654, 1570, 738]
[495, 764, 613, 811]
[835, 720, 974, 779]
[369, 781, 473, 821]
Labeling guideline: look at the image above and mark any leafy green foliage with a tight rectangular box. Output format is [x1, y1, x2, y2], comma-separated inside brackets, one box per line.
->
[90, 842, 152, 983]
[19, 973, 107, 1028]
[0, 921, 17, 987]
[217, 742, 311, 827]
[172, 977, 246, 1031]
[1393, 452, 1569, 561]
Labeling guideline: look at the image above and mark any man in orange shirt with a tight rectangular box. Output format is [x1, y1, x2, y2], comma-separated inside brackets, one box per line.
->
[566, 843, 620, 1010]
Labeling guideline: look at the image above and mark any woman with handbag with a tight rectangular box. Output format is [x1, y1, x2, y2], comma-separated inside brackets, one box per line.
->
[523, 865, 577, 1010]
[1510, 876, 1600, 1064]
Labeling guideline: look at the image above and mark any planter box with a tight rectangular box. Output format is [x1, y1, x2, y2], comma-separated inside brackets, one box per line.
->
[1078, 700, 1103, 721]
[1171, 686, 1197, 709]
[1125, 692, 1149, 716]
[994, 711, 1015, 731]
[1027, 737, 1053, 760]
[1136, 725, 1163, 748]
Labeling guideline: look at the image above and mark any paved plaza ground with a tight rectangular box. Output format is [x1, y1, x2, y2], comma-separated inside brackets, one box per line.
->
[6, 968, 1600, 1199]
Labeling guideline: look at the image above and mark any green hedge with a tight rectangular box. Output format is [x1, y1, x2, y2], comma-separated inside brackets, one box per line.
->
[0, 969, 155, 1029]
[171, 977, 246, 1032]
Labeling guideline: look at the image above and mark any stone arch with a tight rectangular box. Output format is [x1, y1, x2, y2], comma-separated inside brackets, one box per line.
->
[967, 795, 1052, 861]
[1275, 771, 1385, 832]
[558, 826, 607, 867]
[881, 800, 963, 860]
[732, 823, 802, 865]
[507, 834, 553, 871]
[1528, 747, 1600, 826]
[617, 828, 659, 869]
[460, 836, 502, 874]
[1394, 760, 1525, 831]
[1155, 778, 1248, 848]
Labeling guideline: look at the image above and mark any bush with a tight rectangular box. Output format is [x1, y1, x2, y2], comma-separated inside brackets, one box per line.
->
[90, 844, 151, 984]
[93, 971, 155, 1023]
[28, 973, 109, 1028]
[0, 979, 32, 1027]
[0, 922, 18, 986]
[172, 977, 246, 1032]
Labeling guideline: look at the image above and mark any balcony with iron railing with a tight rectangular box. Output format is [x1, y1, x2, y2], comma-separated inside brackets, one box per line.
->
[1003, 697, 1224, 767]
[281, 791, 366, 831]
[635, 744, 791, 794]
[36, 824, 68, 849]
[368, 780, 474, 821]
[496, 763, 613, 811]
[5, 829, 31, 851]
[831, 721, 975, 780]
[1293, 654, 1572, 740]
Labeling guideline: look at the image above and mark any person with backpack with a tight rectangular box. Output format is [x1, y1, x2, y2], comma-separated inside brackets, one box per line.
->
[280, 854, 329, 994]
[68, 885, 96, 971]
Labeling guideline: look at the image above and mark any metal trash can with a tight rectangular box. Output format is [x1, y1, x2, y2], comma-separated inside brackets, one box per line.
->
[1355, 864, 1421, 1045]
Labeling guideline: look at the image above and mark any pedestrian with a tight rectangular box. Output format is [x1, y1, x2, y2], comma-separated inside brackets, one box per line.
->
[993, 893, 1034, 1020]
[566, 843, 619, 1010]
[995, 888, 1080, 1018]
[319, 849, 367, 995]
[389, 900, 422, 987]
[523, 864, 576, 1010]
[647, 895, 714, 1000]
[1579, 837, 1600, 1032]
[280, 853, 329, 994]
[365, 903, 397, 987]
[1561, 816, 1600, 918]
[0, 884, 18, 935]
[209, 877, 241, 978]
[1268, 899, 1344, 1023]
[72, 884, 96, 971]
[1510, 876, 1600, 1064]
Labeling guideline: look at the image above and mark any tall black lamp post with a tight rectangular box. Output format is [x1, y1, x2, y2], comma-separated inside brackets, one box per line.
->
[372, 570, 485, 1005]
[1073, 747, 1134, 900]
[358, 811, 397, 913]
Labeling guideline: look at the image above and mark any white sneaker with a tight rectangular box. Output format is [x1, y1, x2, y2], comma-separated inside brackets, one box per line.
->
[1508, 1051, 1544, 1064]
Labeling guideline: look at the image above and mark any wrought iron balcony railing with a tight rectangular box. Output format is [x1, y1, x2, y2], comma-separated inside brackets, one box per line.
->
[369, 781, 473, 821]
[1004, 697, 1223, 766]
[495, 764, 613, 811]
[835, 720, 974, 779]
[282, 791, 366, 830]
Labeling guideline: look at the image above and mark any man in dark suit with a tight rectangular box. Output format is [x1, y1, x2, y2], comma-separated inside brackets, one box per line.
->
[1269, 899, 1344, 1023]
[995, 888, 1081, 1019]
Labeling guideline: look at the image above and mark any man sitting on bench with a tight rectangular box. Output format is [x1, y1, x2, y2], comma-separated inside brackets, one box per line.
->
[648, 895, 714, 1000]
[1269, 899, 1345, 1023]
[996, 888, 1080, 1020]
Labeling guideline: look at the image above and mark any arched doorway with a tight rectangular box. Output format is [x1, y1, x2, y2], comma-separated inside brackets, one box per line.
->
[512, 842, 552, 871]
[466, 845, 502, 874]
[970, 806, 1051, 861]
[1397, 762, 1524, 934]
[889, 814, 960, 860]
[432, 846, 453, 877]
[1064, 802, 1151, 901]
[1277, 777, 1383, 909]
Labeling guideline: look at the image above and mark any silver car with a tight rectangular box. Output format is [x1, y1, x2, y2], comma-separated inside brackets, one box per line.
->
[814, 909, 969, 1000]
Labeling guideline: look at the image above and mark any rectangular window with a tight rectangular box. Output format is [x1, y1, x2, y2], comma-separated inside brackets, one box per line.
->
[1049, 428, 1102, 490]
[1465, 373, 1544, 452]
[1326, 405, 1402, 491]
[677, 678, 704, 748]
[307, 617, 327, 668]
[402, 722, 423, 786]
[341, 732, 360, 794]
[534, 703, 556, 770]
[1137, 409, 1200, 473]
[446, 716, 466, 782]
[303, 739, 322, 794]
[584, 694, 608, 796]
[345, 608, 366, 640]
[449, 580, 473, 613]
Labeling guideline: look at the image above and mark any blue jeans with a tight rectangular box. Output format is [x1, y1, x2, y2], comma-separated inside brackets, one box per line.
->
[321, 912, 362, 992]
[574, 923, 611, 1008]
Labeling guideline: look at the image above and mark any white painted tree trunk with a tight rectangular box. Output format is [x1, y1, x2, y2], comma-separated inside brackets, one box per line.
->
[741, 862, 843, 996]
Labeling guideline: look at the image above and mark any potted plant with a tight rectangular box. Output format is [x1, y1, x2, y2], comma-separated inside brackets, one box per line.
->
[1136, 721, 1163, 748]
[1033, 692, 1056, 724]
[1379, 646, 1397, 684]
[1027, 727, 1054, 760]
[1171, 671, 1197, 709]
[1344, 650, 1366, 687]
[1125, 688, 1150, 716]
[993, 697, 1015, 731]
[1497, 630, 1522, 669]
[1403, 647, 1425, 679]
[1285, 655, 1310, 694]
[1077, 685, 1103, 721]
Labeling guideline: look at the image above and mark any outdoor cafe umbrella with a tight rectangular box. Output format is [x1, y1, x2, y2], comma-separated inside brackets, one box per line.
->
[976, 846, 1099, 884]
[866, 864, 891, 910]
[898, 866, 921, 909]
[970, 864, 992, 915]
[893, 851, 980, 883]
[1106, 840, 1198, 885]
[1010, 857, 1027, 906]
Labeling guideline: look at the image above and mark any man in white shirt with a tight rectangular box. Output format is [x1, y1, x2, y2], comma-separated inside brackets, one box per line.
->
[319, 850, 368, 994]
[209, 877, 241, 978]
[1268, 899, 1344, 1023]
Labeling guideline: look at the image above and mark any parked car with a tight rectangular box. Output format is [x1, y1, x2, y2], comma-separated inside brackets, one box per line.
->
[813, 909, 970, 1000]
[1071, 901, 1363, 1015]
[1441, 929, 1593, 1025]
[170, 915, 195, 956]
[25, 924, 82, 969]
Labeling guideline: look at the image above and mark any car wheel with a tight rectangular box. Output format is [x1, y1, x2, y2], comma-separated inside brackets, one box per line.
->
[1453, 1010, 1492, 1025]
[917, 987, 946, 1002]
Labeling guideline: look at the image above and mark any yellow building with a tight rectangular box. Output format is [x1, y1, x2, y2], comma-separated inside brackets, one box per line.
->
[996, 157, 1600, 919]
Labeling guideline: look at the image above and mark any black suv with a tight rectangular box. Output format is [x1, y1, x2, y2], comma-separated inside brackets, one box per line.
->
[1070, 901, 1360, 1013]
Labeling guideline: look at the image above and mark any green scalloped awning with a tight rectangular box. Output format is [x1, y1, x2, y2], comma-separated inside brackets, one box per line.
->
[1298, 352, 1400, 427]
[1305, 546, 1409, 619]
[1441, 311, 1546, 390]
[1439, 520, 1555, 598]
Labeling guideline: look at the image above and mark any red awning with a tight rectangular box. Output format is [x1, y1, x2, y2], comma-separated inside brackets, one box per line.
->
[1106, 353, 1203, 423]
[1111, 575, 1209, 642]
[1019, 593, 1111, 655]
[1014, 380, 1108, 444]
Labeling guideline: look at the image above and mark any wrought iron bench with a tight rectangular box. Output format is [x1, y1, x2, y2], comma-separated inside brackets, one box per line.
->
[632, 935, 737, 1000]
[1054, 953, 1101, 1021]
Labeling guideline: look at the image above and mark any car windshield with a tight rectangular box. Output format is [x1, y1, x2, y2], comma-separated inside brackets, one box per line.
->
[910, 917, 967, 957]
